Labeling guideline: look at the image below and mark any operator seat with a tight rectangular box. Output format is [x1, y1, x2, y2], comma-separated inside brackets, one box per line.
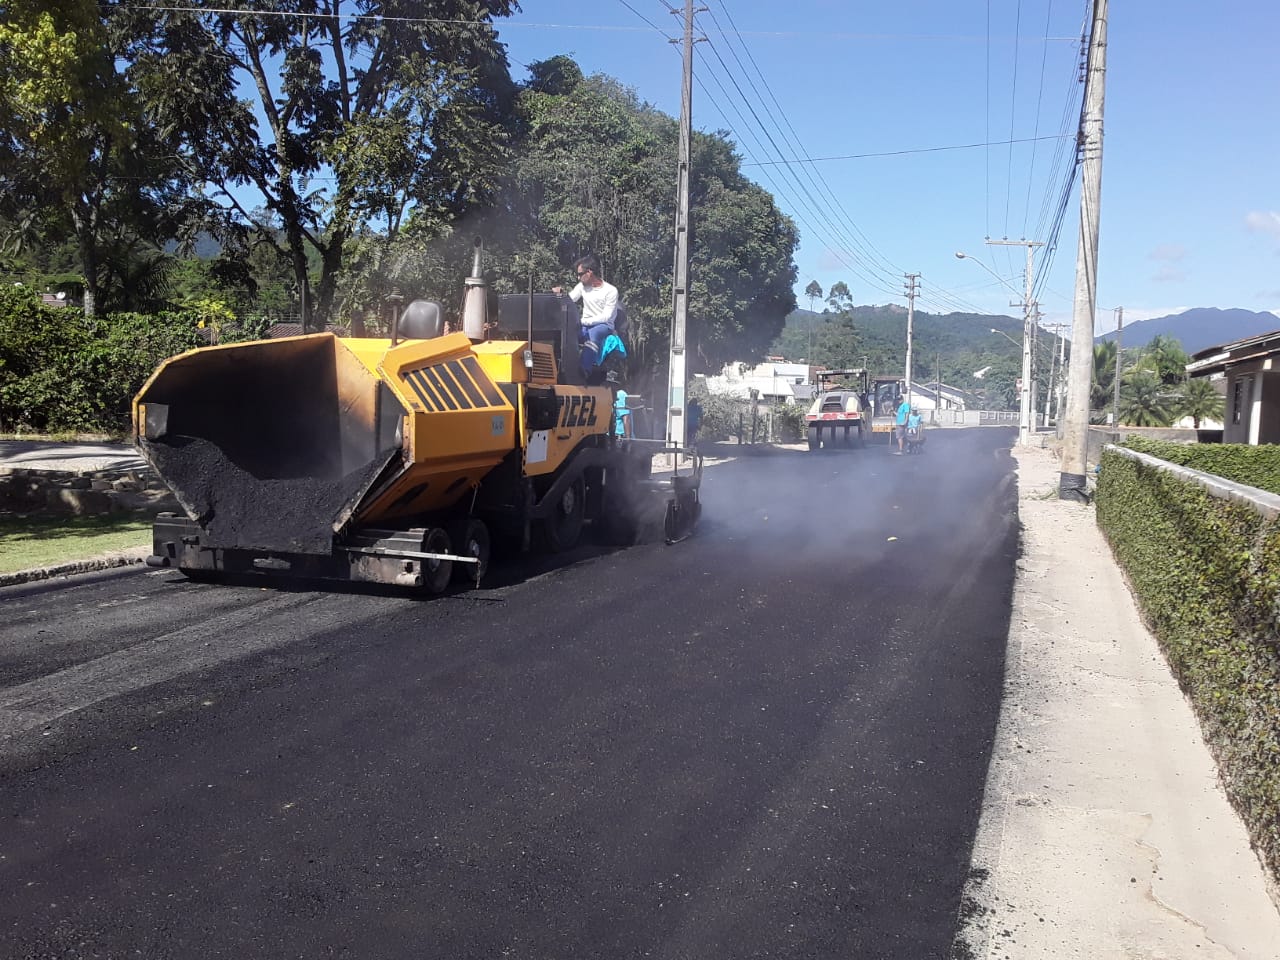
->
[397, 300, 445, 340]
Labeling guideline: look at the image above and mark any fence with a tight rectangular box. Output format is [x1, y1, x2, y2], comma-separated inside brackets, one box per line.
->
[929, 409, 1019, 428]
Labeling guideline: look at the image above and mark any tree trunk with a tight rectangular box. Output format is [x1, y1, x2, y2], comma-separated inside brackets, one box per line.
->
[281, 217, 311, 333]
[314, 227, 348, 330]
[72, 201, 100, 317]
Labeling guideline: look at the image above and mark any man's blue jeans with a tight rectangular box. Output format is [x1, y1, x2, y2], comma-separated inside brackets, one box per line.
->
[580, 321, 615, 377]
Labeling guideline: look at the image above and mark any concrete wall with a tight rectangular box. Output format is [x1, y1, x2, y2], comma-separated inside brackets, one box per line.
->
[1085, 426, 1201, 466]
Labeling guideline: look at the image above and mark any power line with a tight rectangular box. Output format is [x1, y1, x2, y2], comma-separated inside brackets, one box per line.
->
[693, 29, 904, 301]
[1003, 0, 1025, 238]
[698, 1, 987, 316]
[700, 5, 905, 290]
[1022, 0, 1058, 238]
[740, 134, 1072, 167]
[615, 0, 675, 38]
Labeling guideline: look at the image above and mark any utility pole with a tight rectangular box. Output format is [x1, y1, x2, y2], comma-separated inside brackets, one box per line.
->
[1057, 322, 1067, 426]
[1042, 320, 1067, 426]
[936, 352, 942, 424]
[1039, 308, 1054, 428]
[903, 273, 919, 403]
[665, 0, 699, 448]
[986, 239, 1043, 445]
[1060, 0, 1108, 501]
[1111, 306, 1123, 425]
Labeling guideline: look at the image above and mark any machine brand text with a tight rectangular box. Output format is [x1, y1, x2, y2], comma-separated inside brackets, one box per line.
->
[557, 394, 598, 428]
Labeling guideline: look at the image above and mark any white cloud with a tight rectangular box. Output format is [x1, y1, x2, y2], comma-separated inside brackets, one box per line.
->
[1245, 211, 1280, 237]
[1148, 243, 1186, 262]
[1151, 265, 1187, 284]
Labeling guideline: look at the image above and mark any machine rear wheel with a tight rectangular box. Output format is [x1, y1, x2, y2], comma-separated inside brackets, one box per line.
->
[449, 518, 491, 585]
[421, 527, 453, 593]
[807, 425, 820, 451]
[536, 476, 585, 552]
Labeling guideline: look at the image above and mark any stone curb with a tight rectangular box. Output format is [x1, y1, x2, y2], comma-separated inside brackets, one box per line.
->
[0, 546, 152, 589]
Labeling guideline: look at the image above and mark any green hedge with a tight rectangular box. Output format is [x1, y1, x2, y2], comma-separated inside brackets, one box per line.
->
[0, 287, 204, 434]
[1097, 445, 1280, 882]
[1121, 435, 1280, 495]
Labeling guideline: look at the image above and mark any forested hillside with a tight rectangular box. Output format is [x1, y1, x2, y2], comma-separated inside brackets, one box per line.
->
[770, 304, 1040, 410]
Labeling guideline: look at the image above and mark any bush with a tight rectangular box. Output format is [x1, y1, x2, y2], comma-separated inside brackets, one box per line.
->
[696, 391, 747, 442]
[0, 286, 95, 432]
[0, 287, 203, 434]
[691, 392, 807, 444]
[1097, 445, 1280, 883]
[772, 401, 807, 442]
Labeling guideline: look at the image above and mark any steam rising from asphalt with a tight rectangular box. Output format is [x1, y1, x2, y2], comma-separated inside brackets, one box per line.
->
[692, 432, 1009, 575]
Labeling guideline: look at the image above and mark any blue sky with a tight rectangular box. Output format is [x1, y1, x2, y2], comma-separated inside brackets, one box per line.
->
[493, 0, 1280, 333]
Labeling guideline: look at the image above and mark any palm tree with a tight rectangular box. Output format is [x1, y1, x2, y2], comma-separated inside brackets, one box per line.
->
[1118, 369, 1175, 426]
[1091, 340, 1117, 412]
[1143, 334, 1191, 386]
[1178, 377, 1224, 428]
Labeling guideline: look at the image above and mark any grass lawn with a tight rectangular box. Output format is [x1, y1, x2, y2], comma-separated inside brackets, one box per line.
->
[0, 513, 151, 574]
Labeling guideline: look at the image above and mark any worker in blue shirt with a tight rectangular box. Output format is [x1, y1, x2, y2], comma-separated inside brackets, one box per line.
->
[894, 394, 912, 454]
[614, 389, 631, 438]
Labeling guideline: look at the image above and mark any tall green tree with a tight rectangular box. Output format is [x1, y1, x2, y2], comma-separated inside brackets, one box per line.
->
[825, 281, 853, 314]
[804, 280, 822, 313]
[117, 0, 520, 330]
[482, 63, 797, 390]
[0, 0, 188, 315]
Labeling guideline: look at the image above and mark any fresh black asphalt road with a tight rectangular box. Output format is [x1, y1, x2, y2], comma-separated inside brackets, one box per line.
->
[0, 429, 1018, 960]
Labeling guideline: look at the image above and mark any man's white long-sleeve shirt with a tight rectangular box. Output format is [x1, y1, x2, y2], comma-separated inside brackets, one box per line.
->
[569, 280, 619, 327]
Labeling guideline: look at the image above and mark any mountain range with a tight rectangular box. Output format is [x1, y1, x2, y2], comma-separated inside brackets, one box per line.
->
[1093, 307, 1279, 355]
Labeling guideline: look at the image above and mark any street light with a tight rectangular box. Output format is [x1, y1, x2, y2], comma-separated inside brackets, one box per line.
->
[957, 251, 1033, 445]
[990, 327, 1020, 347]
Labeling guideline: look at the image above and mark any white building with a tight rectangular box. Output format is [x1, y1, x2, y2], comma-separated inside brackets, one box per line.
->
[906, 382, 969, 413]
[702, 359, 813, 405]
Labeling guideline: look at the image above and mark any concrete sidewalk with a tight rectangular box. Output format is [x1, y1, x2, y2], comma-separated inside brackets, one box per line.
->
[0, 439, 147, 474]
[954, 444, 1280, 958]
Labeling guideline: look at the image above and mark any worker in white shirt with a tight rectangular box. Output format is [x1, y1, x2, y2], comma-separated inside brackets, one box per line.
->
[552, 253, 619, 378]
